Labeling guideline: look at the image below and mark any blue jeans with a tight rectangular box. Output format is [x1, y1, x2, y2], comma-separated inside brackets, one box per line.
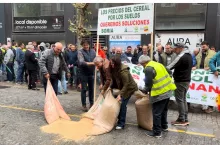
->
[16, 63, 24, 82]
[69, 66, 77, 86]
[81, 75, 94, 106]
[117, 96, 131, 128]
[58, 71, 67, 93]
[14, 61, 18, 81]
[0, 63, 6, 73]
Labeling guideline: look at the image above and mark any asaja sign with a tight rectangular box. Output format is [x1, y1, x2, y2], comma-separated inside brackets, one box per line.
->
[98, 3, 154, 35]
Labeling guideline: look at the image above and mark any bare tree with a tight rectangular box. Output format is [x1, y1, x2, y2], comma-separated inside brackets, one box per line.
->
[68, 3, 92, 48]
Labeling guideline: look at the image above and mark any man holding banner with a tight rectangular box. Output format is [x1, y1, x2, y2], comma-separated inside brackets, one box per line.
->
[167, 42, 192, 126]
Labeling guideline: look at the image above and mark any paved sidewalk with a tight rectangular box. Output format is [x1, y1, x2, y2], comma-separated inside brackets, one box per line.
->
[0, 82, 220, 145]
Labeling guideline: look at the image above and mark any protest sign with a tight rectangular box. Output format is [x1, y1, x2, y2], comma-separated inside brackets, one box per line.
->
[123, 62, 220, 107]
[97, 3, 154, 35]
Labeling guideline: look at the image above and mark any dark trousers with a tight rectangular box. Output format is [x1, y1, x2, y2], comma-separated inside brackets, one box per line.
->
[17, 63, 24, 82]
[117, 96, 131, 128]
[69, 66, 76, 86]
[81, 75, 94, 106]
[6, 62, 14, 82]
[174, 82, 190, 122]
[28, 70, 37, 89]
[43, 75, 59, 96]
[152, 98, 170, 135]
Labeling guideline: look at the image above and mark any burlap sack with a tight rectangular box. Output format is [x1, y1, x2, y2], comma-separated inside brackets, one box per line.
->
[135, 95, 153, 130]
[83, 94, 104, 119]
[44, 79, 70, 124]
[88, 89, 120, 135]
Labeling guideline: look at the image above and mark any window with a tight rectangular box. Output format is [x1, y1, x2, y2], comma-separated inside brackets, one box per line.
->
[57, 4, 64, 11]
[13, 3, 64, 17]
[155, 3, 207, 30]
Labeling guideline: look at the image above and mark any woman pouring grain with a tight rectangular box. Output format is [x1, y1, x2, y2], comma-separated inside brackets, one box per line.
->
[110, 56, 138, 130]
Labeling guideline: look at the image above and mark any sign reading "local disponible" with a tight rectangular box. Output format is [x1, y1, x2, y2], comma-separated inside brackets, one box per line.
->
[97, 3, 154, 35]
[123, 62, 220, 107]
[13, 16, 64, 32]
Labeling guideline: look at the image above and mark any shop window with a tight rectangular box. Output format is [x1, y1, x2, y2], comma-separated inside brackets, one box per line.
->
[13, 3, 64, 17]
[155, 3, 207, 30]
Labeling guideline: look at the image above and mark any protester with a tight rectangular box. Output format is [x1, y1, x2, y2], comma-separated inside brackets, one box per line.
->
[154, 44, 165, 64]
[196, 41, 216, 113]
[94, 44, 106, 59]
[210, 46, 216, 52]
[93, 56, 111, 95]
[164, 44, 176, 66]
[13, 42, 19, 82]
[77, 40, 96, 112]
[25, 45, 39, 90]
[115, 47, 130, 63]
[103, 46, 110, 59]
[32, 41, 38, 50]
[0, 45, 6, 76]
[3, 45, 15, 82]
[110, 55, 138, 130]
[51, 44, 55, 49]
[192, 48, 200, 68]
[167, 42, 192, 126]
[209, 51, 220, 77]
[39, 42, 70, 95]
[110, 47, 116, 58]
[132, 44, 142, 64]
[66, 44, 78, 87]
[45, 43, 50, 50]
[124, 46, 133, 60]
[139, 55, 176, 138]
[16, 42, 26, 84]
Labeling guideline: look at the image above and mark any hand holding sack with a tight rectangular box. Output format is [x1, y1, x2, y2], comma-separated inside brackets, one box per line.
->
[44, 79, 70, 124]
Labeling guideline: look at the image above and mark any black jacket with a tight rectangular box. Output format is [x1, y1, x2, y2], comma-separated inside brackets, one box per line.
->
[25, 50, 38, 70]
[170, 53, 192, 82]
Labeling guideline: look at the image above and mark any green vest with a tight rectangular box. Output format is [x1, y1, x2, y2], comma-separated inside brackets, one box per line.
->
[145, 61, 176, 96]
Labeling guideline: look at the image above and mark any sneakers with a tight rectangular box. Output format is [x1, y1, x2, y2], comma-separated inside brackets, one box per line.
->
[145, 131, 162, 138]
[82, 106, 88, 112]
[205, 107, 214, 113]
[64, 91, 68, 94]
[185, 120, 190, 125]
[171, 119, 188, 126]
[162, 128, 168, 132]
[115, 126, 123, 130]
[58, 92, 62, 95]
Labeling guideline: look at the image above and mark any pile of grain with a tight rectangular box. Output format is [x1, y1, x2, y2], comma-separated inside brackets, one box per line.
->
[41, 118, 93, 142]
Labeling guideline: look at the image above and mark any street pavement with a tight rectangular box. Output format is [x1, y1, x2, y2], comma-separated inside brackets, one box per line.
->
[0, 82, 220, 145]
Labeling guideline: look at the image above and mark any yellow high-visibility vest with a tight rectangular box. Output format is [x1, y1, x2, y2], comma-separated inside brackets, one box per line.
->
[145, 61, 176, 96]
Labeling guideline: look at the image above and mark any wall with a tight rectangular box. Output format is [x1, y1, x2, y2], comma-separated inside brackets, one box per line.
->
[0, 4, 5, 44]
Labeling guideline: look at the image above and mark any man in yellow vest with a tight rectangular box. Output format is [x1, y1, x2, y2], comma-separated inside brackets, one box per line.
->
[139, 55, 176, 138]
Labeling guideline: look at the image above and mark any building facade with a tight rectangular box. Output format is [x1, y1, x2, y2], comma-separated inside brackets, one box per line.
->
[0, 3, 220, 50]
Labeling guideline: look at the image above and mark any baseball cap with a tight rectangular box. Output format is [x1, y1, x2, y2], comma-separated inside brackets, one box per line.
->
[172, 42, 186, 49]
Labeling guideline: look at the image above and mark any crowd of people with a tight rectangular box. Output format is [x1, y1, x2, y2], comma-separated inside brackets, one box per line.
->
[0, 39, 219, 138]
